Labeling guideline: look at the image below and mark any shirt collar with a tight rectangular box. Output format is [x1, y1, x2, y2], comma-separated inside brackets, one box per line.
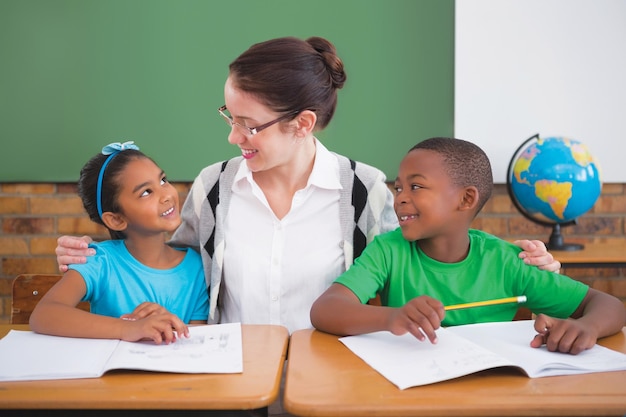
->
[308, 138, 342, 190]
[232, 138, 342, 191]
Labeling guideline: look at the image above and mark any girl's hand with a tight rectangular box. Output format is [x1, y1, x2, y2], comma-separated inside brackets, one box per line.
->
[120, 312, 189, 344]
[531, 313, 598, 355]
[120, 302, 170, 321]
[386, 296, 445, 344]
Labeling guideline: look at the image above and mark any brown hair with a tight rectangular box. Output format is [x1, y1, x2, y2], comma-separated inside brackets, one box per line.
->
[228, 36, 346, 130]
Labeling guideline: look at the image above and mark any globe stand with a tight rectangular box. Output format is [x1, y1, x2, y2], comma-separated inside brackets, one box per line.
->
[547, 223, 584, 251]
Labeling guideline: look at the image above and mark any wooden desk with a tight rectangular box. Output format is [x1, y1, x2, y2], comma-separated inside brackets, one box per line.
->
[284, 327, 626, 417]
[0, 324, 288, 417]
[552, 240, 626, 268]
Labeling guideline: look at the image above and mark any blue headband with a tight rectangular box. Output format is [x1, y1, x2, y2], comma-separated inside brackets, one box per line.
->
[96, 141, 140, 219]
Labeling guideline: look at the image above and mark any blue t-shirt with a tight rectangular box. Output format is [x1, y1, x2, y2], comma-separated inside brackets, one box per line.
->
[69, 240, 208, 323]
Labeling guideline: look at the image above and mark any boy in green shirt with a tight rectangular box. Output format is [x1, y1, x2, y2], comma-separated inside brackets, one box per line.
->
[311, 137, 625, 355]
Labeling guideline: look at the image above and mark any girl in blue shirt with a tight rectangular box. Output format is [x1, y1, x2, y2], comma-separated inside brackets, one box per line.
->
[30, 142, 209, 344]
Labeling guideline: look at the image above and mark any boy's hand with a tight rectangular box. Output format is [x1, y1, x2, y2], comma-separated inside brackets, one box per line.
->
[120, 312, 189, 344]
[530, 313, 598, 355]
[387, 296, 445, 344]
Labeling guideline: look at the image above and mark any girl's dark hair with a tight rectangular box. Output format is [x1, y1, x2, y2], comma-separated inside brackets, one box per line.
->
[228, 36, 346, 130]
[78, 149, 147, 239]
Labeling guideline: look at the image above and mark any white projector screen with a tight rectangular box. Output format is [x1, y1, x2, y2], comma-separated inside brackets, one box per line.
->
[455, 0, 626, 183]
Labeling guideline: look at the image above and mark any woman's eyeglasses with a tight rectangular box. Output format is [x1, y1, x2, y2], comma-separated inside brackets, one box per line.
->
[218, 105, 300, 137]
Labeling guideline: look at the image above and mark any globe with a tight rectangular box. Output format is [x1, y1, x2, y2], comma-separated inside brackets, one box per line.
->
[506, 134, 602, 251]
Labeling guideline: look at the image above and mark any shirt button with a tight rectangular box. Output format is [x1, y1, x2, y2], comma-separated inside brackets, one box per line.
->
[271, 295, 278, 301]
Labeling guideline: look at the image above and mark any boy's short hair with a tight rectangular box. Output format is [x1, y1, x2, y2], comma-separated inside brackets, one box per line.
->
[410, 137, 493, 213]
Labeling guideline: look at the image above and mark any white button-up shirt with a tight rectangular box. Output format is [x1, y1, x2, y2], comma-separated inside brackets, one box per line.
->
[221, 141, 344, 333]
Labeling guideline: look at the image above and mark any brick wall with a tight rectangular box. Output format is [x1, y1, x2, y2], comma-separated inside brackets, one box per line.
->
[1, 182, 625, 323]
[474, 183, 626, 303]
[0, 182, 191, 323]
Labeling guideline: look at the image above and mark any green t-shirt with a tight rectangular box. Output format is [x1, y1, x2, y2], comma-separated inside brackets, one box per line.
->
[335, 228, 588, 326]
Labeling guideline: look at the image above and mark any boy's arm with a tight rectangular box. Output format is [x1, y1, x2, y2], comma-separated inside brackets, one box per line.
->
[531, 288, 626, 354]
[311, 283, 388, 335]
[310, 283, 444, 343]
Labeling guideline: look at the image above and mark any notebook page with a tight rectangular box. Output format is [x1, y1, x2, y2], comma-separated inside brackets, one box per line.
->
[448, 320, 626, 377]
[339, 327, 515, 389]
[0, 330, 118, 381]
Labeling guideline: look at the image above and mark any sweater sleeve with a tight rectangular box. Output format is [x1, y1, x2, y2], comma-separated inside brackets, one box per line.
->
[169, 162, 222, 252]
[354, 160, 399, 241]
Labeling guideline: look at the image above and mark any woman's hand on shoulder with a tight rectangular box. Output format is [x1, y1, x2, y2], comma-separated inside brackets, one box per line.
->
[56, 235, 95, 272]
[514, 239, 561, 272]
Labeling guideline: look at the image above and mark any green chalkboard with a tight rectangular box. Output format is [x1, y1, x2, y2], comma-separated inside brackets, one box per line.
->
[0, 0, 454, 182]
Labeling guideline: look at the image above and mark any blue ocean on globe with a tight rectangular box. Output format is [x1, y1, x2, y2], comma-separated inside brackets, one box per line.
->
[509, 136, 602, 224]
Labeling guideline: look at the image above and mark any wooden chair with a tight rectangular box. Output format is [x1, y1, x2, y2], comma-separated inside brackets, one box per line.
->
[11, 274, 90, 324]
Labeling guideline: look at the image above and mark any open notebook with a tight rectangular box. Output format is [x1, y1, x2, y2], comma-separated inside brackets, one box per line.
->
[339, 320, 626, 389]
[0, 322, 242, 382]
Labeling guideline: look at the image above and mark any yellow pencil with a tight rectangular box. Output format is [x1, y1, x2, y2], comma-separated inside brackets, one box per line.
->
[444, 295, 527, 311]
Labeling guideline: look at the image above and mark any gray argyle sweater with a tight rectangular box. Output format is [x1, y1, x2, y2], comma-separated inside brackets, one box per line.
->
[170, 154, 397, 321]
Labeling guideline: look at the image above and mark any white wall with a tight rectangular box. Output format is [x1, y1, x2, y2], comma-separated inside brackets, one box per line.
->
[455, 0, 626, 183]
